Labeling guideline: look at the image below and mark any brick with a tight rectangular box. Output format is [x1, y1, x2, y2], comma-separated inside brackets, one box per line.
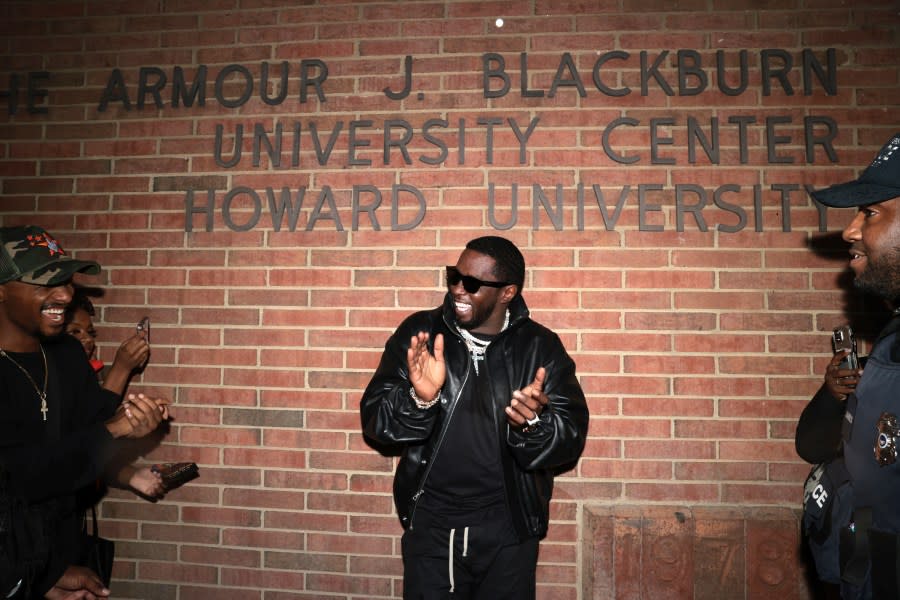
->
[306, 572, 392, 597]
[582, 374, 670, 396]
[221, 528, 305, 550]
[141, 523, 221, 545]
[719, 440, 798, 462]
[623, 396, 713, 417]
[308, 491, 394, 514]
[179, 585, 259, 600]
[309, 450, 393, 473]
[219, 566, 306, 589]
[625, 439, 717, 460]
[722, 482, 802, 504]
[348, 474, 395, 494]
[263, 429, 345, 450]
[179, 426, 261, 446]
[720, 270, 809, 290]
[580, 458, 673, 480]
[308, 532, 393, 555]
[720, 398, 809, 419]
[768, 290, 847, 310]
[87, 249, 151, 267]
[260, 390, 342, 410]
[181, 544, 262, 568]
[627, 269, 715, 289]
[266, 470, 348, 491]
[266, 550, 346, 572]
[675, 461, 768, 481]
[182, 506, 263, 528]
[684, 286, 767, 308]
[223, 448, 307, 469]
[719, 355, 810, 375]
[182, 307, 261, 325]
[625, 311, 718, 331]
[114, 540, 178, 562]
[721, 311, 813, 332]
[179, 347, 258, 366]
[108, 581, 176, 600]
[625, 354, 715, 374]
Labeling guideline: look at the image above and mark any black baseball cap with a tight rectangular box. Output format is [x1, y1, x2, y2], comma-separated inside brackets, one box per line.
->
[0, 225, 100, 286]
[812, 133, 900, 208]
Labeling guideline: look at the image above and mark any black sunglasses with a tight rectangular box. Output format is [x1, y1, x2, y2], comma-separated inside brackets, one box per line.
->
[445, 266, 512, 294]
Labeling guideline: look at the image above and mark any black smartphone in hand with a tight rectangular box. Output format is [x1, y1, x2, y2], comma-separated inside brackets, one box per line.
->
[832, 325, 858, 369]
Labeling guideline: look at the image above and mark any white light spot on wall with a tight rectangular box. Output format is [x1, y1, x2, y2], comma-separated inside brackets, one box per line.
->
[495, 18, 504, 28]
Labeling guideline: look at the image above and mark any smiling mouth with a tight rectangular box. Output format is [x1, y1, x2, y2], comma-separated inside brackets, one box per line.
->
[454, 301, 472, 316]
[41, 306, 66, 324]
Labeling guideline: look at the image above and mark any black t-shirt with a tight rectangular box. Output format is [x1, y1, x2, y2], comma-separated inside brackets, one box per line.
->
[420, 336, 509, 529]
[0, 335, 120, 596]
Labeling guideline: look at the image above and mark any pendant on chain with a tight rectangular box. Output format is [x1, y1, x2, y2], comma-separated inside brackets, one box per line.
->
[0, 347, 49, 421]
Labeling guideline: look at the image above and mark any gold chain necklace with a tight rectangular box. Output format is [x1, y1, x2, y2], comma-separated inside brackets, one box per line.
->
[0, 345, 49, 421]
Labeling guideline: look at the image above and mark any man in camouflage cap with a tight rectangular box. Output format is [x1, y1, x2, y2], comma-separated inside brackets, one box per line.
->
[0, 225, 169, 598]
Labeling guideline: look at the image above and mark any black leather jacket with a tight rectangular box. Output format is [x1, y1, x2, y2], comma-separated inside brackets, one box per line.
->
[360, 294, 589, 539]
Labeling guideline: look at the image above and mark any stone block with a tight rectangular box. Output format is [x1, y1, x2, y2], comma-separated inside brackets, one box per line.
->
[582, 505, 813, 599]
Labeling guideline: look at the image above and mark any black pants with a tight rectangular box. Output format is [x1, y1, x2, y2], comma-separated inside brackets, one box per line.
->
[401, 518, 539, 600]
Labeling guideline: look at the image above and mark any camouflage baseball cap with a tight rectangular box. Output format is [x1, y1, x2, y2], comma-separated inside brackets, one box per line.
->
[0, 225, 100, 286]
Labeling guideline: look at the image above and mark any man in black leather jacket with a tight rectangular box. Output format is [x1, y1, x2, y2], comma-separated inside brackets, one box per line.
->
[360, 236, 588, 599]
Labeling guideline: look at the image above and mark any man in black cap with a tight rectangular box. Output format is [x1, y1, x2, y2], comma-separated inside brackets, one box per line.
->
[0, 225, 170, 598]
[360, 236, 589, 599]
[796, 133, 900, 599]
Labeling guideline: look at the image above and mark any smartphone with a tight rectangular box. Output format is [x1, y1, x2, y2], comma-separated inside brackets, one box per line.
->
[832, 325, 858, 370]
[136, 316, 150, 343]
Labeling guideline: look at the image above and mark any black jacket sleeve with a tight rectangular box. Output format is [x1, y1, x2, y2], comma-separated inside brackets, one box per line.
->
[795, 384, 845, 464]
[360, 311, 442, 446]
[505, 332, 589, 472]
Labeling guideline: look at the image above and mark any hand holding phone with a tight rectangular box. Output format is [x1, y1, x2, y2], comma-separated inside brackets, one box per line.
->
[832, 325, 858, 369]
[827, 325, 862, 401]
[136, 316, 150, 344]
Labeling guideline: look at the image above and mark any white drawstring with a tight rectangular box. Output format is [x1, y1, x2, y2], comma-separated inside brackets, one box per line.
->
[449, 528, 456, 593]
[448, 526, 470, 594]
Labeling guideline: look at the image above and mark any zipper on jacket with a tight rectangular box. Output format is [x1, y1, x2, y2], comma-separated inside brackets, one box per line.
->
[482, 347, 529, 538]
[408, 308, 523, 529]
[407, 356, 470, 529]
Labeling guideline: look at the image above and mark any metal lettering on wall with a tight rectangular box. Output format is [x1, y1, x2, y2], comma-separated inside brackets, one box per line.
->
[2, 49, 844, 234]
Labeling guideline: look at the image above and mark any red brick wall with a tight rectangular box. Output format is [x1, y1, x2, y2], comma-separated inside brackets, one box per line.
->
[1, 1, 899, 598]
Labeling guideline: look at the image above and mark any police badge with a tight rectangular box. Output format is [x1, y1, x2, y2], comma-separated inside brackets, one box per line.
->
[874, 412, 900, 466]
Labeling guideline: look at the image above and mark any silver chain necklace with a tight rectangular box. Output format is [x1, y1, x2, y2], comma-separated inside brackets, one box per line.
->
[456, 309, 510, 375]
[0, 345, 49, 421]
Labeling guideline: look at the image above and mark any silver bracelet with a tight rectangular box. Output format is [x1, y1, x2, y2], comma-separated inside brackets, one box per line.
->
[409, 386, 441, 409]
